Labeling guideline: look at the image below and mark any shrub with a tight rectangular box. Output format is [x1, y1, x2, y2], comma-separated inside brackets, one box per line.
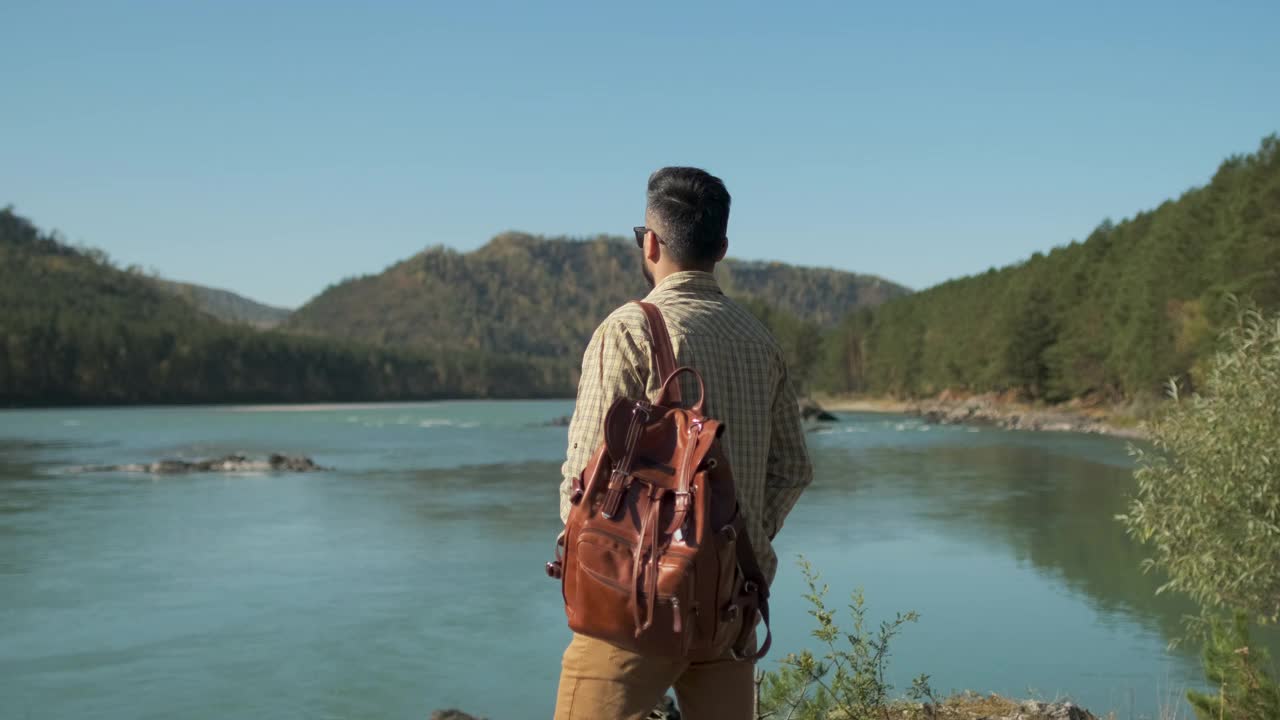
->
[1120, 306, 1280, 623]
[756, 558, 936, 720]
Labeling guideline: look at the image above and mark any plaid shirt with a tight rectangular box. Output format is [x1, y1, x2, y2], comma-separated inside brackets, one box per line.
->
[559, 270, 814, 582]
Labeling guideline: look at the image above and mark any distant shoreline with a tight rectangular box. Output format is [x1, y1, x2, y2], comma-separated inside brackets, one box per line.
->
[0, 397, 577, 412]
[4, 395, 1148, 442]
[816, 393, 1148, 440]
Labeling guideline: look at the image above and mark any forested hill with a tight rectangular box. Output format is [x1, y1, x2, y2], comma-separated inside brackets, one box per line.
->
[821, 134, 1280, 402]
[0, 208, 900, 406]
[716, 258, 906, 325]
[154, 280, 292, 328]
[0, 208, 571, 406]
[8, 133, 1275, 407]
[284, 234, 907, 358]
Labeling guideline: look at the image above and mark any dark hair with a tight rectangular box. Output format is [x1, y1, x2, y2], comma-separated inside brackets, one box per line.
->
[646, 167, 731, 266]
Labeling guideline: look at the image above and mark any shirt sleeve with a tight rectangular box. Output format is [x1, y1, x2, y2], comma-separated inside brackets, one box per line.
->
[559, 315, 648, 522]
[762, 359, 814, 539]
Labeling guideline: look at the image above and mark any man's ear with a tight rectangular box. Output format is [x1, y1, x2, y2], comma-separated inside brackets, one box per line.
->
[715, 237, 729, 262]
[646, 232, 663, 264]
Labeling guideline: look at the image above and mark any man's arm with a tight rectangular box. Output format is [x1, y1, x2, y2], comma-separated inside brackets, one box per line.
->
[761, 361, 814, 540]
[559, 315, 647, 522]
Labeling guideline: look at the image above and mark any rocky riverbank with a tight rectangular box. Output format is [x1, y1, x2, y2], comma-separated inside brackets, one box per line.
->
[818, 392, 1146, 440]
[430, 693, 1102, 719]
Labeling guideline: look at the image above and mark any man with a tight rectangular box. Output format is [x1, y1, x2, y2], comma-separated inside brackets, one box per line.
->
[554, 167, 815, 719]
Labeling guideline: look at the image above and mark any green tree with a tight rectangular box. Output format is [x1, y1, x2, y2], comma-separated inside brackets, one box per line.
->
[739, 298, 826, 395]
[1185, 612, 1280, 720]
[999, 281, 1056, 397]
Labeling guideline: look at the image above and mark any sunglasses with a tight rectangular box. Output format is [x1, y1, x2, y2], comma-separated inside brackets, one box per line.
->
[633, 226, 665, 248]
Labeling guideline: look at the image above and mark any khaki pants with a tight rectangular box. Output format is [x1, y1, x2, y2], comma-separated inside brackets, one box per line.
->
[553, 633, 755, 720]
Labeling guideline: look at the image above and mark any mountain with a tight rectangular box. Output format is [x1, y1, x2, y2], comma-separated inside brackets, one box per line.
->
[154, 280, 292, 328]
[284, 233, 908, 359]
[11, 133, 1274, 407]
[819, 134, 1280, 401]
[716, 260, 907, 325]
[0, 208, 570, 406]
[0, 208, 902, 406]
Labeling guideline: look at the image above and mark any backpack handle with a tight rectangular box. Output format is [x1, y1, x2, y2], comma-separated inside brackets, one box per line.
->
[657, 367, 706, 416]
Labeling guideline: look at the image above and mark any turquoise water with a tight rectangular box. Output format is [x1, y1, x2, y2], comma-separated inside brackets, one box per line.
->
[0, 402, 1217, 718]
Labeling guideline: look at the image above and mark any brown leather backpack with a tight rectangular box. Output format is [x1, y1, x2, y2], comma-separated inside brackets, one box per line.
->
[546, 301, 772, 662]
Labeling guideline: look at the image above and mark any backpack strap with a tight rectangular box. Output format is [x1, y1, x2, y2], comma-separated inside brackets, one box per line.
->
[633, 301, 683, 407]
[730, 512, 773, 661]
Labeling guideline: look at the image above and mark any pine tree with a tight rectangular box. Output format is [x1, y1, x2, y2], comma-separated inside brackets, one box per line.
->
[1186, 613, 1280, 720]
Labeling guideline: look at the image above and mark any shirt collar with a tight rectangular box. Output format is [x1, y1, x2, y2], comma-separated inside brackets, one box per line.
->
[645, 270, 724, 298]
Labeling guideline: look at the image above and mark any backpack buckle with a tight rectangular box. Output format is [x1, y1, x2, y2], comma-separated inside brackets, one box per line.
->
[673, 491, 692, 513]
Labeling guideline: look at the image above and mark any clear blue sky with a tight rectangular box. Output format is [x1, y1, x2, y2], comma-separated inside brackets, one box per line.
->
[3, 1, 1277, 308]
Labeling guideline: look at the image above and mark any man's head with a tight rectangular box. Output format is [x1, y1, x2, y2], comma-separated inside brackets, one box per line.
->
[638, 167, 731, 287]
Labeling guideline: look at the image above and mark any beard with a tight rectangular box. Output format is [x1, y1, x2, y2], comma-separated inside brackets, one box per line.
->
[641, 261, 655, 289]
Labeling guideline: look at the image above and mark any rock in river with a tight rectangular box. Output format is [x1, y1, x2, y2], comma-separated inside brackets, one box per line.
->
[76, 453, 328, 474]
[430, 711, 487, 720]
[799, 398, 838, 422]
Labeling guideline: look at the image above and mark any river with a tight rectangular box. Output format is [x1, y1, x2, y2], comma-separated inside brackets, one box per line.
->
[0, 402, 1217, 718]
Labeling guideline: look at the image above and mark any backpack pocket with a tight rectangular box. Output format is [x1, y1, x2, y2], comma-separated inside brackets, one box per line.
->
[570, 527, 697, 657]
[695, 521, 745, 655]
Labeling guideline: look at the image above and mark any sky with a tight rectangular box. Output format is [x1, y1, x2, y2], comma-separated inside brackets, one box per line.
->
[2, 1, 1278, 308]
